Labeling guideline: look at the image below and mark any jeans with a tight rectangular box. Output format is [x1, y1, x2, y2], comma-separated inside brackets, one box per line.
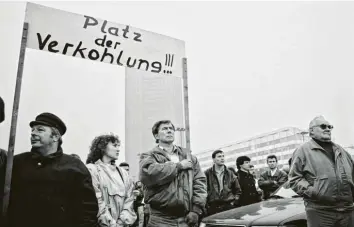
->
[137, 206, 144, 227]
[305, 207, 354, 227]
[147, 214, 189, 227]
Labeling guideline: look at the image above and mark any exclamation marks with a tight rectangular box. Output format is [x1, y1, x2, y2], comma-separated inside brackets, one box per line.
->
[164, 54, 174, 74]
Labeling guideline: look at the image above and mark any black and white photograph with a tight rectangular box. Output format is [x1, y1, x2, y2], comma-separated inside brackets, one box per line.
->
[1, 1, 354, 227]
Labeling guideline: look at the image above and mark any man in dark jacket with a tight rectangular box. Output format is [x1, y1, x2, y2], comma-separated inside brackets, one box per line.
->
[204, 150, 241, 216]
[236, 156, 261, 206]
[139, 120, 207, 227]
[0, 97, 7, 223]
[289, 116, 354, 227]
[258, 155, 288, 200]
[7, 112, 99, 227]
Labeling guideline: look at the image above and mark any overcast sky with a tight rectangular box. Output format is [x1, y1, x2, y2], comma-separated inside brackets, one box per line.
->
[1, 1, 354, 161]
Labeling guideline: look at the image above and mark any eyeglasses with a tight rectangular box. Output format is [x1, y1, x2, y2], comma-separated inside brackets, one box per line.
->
[315, 124, 334, 130]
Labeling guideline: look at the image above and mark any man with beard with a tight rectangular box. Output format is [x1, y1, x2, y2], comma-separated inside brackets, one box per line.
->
[139, 120, 207, 227]
[289, 116, 354, 227]
[7, 112, 99, 227]
[204, 150, 241, 216]
[258, 155, 288, 200]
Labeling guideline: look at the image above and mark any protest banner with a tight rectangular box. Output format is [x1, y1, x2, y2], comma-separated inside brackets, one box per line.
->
[25, 3, 186, 77]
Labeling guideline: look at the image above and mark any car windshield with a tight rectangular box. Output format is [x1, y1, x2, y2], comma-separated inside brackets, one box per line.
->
[269, 182, 301, 199]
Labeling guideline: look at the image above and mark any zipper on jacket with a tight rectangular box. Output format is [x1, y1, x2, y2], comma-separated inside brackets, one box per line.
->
[334, 152, 340, 199]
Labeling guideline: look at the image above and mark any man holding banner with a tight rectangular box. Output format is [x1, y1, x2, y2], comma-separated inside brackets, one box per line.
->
[139, 120, 207, 227]
[6, 112, 99, 227]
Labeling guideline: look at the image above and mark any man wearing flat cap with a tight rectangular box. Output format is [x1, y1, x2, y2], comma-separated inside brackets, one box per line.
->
[6, 112, 99, 227]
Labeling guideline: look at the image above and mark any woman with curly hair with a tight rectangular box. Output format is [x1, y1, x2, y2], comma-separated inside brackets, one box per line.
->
[86, 134, 137, 227]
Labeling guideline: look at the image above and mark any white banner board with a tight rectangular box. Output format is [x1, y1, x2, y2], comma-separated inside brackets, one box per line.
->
[25, 3, 185, 77]
[125, 68, 185, 180]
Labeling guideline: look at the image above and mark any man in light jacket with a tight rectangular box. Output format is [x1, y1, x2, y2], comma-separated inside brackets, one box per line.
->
[289, 116, 354, 227]
[139, 120, 207, 227]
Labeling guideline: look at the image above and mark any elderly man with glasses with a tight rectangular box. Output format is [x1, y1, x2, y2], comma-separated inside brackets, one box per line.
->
[289, 116, 354, 227]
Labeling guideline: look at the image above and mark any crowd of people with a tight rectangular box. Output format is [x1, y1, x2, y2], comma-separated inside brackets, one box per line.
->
[1, 95, 354, 227]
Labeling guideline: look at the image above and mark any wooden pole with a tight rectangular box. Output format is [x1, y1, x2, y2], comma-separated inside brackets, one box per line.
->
[2, 22, 29, 220]
[182, 57, 194, 212]
[182, 58, 191, 150]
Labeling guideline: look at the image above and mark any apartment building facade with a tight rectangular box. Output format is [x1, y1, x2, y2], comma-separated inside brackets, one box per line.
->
[195, 127, 310, 176]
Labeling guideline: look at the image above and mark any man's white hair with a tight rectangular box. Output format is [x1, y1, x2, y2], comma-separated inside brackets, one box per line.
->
[50, 126, 63, 146]
[309, 115, 327, 129]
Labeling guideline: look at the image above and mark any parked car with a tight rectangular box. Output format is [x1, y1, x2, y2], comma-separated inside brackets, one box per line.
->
[200, 183, 307, 227]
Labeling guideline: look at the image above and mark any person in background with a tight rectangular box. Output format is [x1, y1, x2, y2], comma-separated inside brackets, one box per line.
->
[236, 156, 261, 206]
[119, 162, 130, 174]
[132, 181, 145, 227]
[258, 155, 288, 200]
[249, 165, 263, 201]
[283, 158, 293, 189]
[249, 165, 258, 186]
[281, 158, 292, 175]
[86, 134, 137, 227]
[289, 116, 354, 227]
[139, 120, 207, 227]
[204, 150, 241, 216]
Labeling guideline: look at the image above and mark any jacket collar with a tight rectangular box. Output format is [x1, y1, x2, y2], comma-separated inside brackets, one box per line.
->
[266, 168, 280, 177]
[31, 147, 63, 162]
[237, 169, 250, 176]
[94, 159, 116, 166]
[152, 145, 184, 157]
[158, 144, 178, 153]
[212, 164, 226, 173]
[308, 138, 339, 152]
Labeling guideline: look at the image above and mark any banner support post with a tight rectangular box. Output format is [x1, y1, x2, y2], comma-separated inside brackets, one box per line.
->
[182, 58, 191, 150]
[2, 22, 29, 220]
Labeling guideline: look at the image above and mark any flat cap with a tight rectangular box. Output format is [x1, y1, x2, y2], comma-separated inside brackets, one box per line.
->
[29, 112, 66, 135]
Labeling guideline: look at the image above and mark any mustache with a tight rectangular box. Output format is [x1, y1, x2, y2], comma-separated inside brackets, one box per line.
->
[31, 136, 41, 141]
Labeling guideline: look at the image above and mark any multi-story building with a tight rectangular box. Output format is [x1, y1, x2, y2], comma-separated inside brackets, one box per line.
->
[195, 127, 310, 176]
[348, 146, 354, 160]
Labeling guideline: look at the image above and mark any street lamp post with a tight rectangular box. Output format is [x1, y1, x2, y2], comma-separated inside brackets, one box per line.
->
[300, 131, 309, 142]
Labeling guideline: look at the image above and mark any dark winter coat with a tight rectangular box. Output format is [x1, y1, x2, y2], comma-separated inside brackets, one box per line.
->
[0, 148, 6, 223]
[7, 148, 99, 227]
[258, 168, 288, 199]
[237, 170, 261, 206]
